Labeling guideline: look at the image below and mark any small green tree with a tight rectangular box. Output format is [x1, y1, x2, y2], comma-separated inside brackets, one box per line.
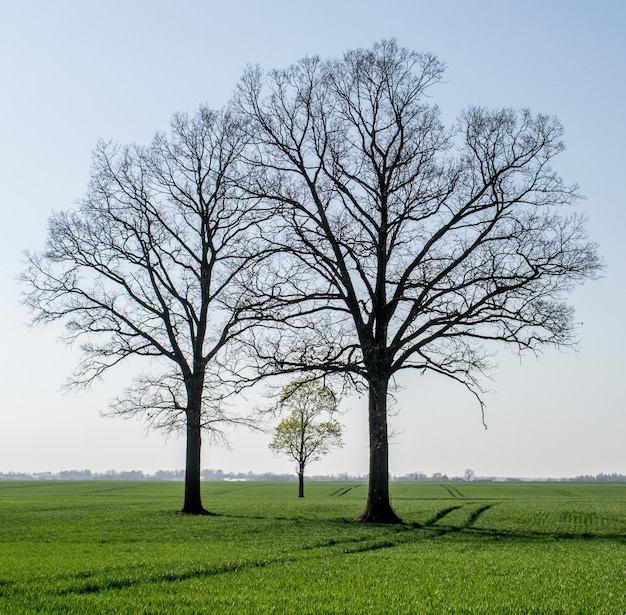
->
[269, 379, 343, 497]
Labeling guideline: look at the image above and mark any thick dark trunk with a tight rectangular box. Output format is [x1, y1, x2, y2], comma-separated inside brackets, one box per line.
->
[298, 468, 304, 498]
[181, 386, 209, 515]
[357, 376, 402, 524]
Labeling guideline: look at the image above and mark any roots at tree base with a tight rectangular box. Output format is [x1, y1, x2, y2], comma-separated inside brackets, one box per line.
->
[179, 506, 211, 516]
[357, 504, 403, 524]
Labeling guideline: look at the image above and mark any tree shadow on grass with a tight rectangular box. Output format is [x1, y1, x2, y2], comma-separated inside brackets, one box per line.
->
[34, 501, 625, 599]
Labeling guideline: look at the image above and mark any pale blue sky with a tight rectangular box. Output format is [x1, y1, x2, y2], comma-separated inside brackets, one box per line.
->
[1, 0, 624, 478]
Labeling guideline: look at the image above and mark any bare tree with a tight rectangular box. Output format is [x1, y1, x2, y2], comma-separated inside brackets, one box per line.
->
[21, 106, 265, 514]
[269, 378, 343, 497]
[463, 468, 476, 482]
[236, 40, 601, 523]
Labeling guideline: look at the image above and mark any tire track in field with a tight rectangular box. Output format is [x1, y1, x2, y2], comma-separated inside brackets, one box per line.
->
[49, 498, 619, 599]
[418, 503, 496, 534]
[309, 503, 497, 554]
[421, 504, 465, 527]
[542, 486, 574, 497]
[54, 558, 297, 596]
[54, 531, 403, 596]
[464, 503, 495, 528]
[50, 508, 474, 597]
[328, 485, 361, 497]
[440, 484, 464, 498]
[43, 502, 525, 598]
[0, 579, 14, 598]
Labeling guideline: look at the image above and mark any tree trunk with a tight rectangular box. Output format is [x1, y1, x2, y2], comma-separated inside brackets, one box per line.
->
[357, 375, 402, 524]
[181, 384, 209, 515]
[298, 467, 304, 498]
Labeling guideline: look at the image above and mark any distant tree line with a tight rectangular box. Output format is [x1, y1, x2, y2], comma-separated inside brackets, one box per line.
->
[0, 469, 365, 482]
[566, 473, 626, 483]
[2, 470, 624, 483]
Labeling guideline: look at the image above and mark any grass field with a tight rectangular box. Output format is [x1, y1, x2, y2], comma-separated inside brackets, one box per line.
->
[0, 481, 625, 614]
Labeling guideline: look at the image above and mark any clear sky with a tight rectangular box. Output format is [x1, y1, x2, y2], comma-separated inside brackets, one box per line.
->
[1, 0, 624, 479]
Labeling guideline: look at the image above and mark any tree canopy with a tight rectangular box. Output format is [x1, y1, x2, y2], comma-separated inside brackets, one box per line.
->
[269, 379, 343, 497]
[22, 107, 265, 514]
[236, 39, 601, 522]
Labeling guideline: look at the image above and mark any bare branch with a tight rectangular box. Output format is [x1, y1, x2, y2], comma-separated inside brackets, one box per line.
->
[235, 39, 602, 522]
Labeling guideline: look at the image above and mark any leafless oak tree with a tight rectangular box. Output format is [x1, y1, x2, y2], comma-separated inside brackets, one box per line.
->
[21, 106, 265, 514]
[236, 40, 601, 523]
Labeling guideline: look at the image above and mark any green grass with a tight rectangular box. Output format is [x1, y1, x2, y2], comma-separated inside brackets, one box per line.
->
[1, 481, 625, 613]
